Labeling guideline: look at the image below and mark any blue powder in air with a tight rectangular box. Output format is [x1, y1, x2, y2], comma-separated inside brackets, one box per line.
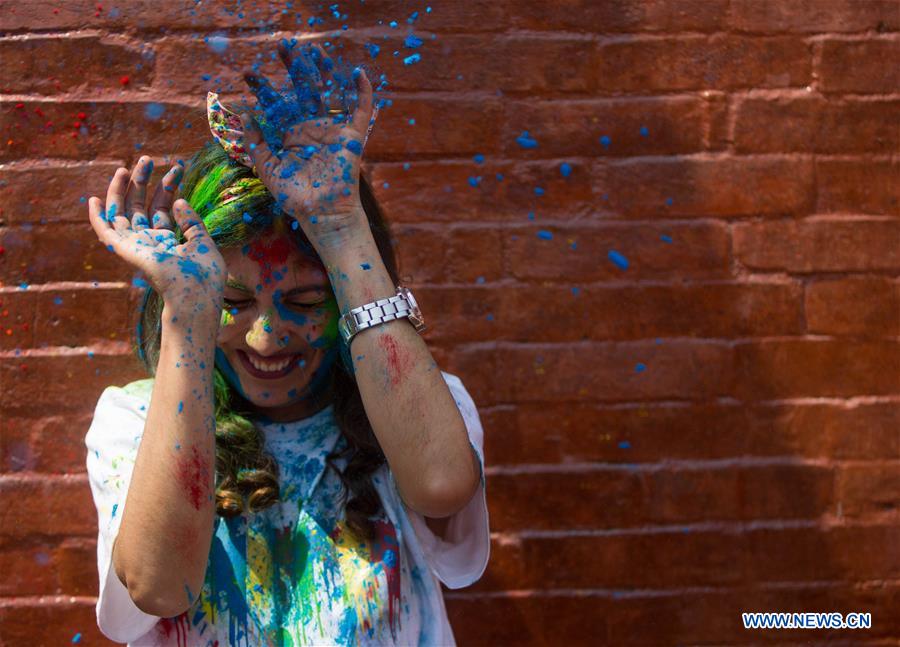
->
[403, 53, 421, 65]
[560, 162, 572, 177]
[608, 250, 629, 269]
[404, 34, 423, 48]
[537, 230, 553, 240]
[516, 131, 538, 148]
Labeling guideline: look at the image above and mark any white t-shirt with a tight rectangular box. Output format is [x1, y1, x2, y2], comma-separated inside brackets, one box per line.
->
[85, 371, 489, 646]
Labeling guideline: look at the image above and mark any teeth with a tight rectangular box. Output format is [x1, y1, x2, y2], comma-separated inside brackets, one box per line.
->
[247, 354, 293, 373]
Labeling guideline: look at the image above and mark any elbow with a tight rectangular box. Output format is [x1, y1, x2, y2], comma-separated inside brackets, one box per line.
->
[128, 579, 194, 618]
[412, 450, 481, 519]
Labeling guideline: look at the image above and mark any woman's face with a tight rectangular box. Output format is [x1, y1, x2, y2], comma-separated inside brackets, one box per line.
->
[216, 232, 341, 421]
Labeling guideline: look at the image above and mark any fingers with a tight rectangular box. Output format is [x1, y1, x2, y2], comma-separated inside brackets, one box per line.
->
[352, 66, 375, 138]
[105, 167, 133, 233]
[125, 156, 154, 229]
[171, 199, 210, 242]
[87, 196, 119, 249]
[278, 40, 323, 119]
[240, 112, 277, 185]
[147, 163, 184, 231]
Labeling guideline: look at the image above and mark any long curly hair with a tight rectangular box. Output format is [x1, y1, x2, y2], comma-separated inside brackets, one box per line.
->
[135, 141, 399, 540]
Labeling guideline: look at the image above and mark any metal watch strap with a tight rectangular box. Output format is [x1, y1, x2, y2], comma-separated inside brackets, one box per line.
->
[338, 286, 426, 345]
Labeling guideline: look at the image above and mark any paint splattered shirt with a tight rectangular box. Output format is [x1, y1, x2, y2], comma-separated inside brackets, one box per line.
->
[85, 371, 489, 646]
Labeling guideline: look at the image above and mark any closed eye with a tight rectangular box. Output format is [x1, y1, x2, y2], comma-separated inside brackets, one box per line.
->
[223, 298, 252, 311]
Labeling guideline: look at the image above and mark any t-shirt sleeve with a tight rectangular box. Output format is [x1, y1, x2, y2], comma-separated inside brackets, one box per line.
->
[85, 385, 161, 642]
[403, 371, 491, 589]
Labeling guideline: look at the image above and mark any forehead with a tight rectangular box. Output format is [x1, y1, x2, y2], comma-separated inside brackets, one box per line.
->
[221, 234, 327, 287]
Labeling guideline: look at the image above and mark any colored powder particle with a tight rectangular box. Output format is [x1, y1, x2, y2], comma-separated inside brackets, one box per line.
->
[473, 153, 485, 164]
[366, 42, 380, 58]
[71, 634, 82, 644]
[534, 186, 544, 196]
[640, 126, 649, 137]
[246, 237, 290, 284]
[144, 103, 165, 121]
[403, 53, 421, 65]
[599, 135, 611, 148]
[537, 230, 553, 240]
[408, 118, 416, 125]
[389, 20, 398, 28]
[608, 250, 628, 269]
[635, 363, 646, 373]
[196, 243, 209, 254]
[486, 313, 494, 321]
[665, 197, 674, 206]
[207, 35, 229, 54]
[496, 173, 504, 181]
[346, 139, 363, 155]
[404, 34, 423, 48]
[403, 162, 411, 170]
[360, 263, 371, 270]
[661, 234, 673, 243]
[111, 503, 118, 519]
[468, 176, 481, 187]
[516, 131, 538, 148]
[408, 11, 419, 23]
[618, 440, 632, 449]
[132, 277, 149, 288]
[560, 162, 572, 177]
[476, 276, 485, 284]
[177, 401, 184, 414]
[571, 286, 581, 296]
[53, 296, 63, 305]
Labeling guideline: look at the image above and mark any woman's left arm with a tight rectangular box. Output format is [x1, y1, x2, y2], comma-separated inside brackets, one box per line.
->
[322, 221, 481, 520]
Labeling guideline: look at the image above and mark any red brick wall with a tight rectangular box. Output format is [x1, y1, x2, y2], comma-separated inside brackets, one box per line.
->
[1, 1, 898, 644]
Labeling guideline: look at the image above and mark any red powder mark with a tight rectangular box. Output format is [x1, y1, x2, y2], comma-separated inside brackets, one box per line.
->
[371, 520, 402, 639]
[175, 445, 211, 511]
[119, 75, 129, 86]
[76, 111, 86, 120]
[157, 613, 189, 647]
[377, 334, 413, 389]
[246, 237, 291, 285]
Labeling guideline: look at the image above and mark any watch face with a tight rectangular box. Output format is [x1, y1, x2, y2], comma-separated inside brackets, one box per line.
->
[399, 286, 426, 330]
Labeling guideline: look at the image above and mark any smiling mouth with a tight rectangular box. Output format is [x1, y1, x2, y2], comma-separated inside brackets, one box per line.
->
[236, 350, 303, 380]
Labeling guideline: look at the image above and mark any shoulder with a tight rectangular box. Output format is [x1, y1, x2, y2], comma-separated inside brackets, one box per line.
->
[85, 379, 154, 452]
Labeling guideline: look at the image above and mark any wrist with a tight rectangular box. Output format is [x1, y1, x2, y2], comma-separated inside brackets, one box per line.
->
[161, 302, 220, 340]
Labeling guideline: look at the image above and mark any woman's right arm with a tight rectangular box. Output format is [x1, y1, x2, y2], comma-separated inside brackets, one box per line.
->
[88, 157, 226, 617]
[111, 309, 218, 617]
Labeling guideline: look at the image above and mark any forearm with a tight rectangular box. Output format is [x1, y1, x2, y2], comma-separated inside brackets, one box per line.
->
[322, 227, 480, 518]
[113, 310, 217, 616]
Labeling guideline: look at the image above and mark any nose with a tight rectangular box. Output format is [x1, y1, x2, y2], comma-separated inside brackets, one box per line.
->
[245, 309, 290, 355]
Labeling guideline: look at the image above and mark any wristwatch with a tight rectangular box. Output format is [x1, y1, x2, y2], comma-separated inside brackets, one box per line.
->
[338, 285, 426, 346]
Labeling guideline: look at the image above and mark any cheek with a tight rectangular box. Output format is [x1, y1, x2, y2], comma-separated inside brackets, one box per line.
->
[217, 311, 249, 345]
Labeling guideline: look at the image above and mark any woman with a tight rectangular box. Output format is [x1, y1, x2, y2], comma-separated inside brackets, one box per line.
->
[84, 41, 489, 646]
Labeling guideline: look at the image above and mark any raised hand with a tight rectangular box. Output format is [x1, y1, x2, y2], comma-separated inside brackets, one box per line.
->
[88, 157, 225, 323]
[239, 40, 377, 251]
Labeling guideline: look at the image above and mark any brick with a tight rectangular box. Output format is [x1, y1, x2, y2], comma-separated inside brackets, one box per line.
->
[806, 277, 900, 337]
[1, 286, 139, 350]
[505, 223, 731, 282]
[366, 96, 503, 159]
[504, 97, 709, 158]
[0, 0, 281, 31]
[0, 225, 135, 285]
[594, 35, 811, 93]
[367, 159, 596, 223]
[600, 156, 815, 218]
[734, 219, 900, 272]
[733, 339, 900, 399]
[0, 597, 114, 645]
[0, 34, 153, 95]
[0, 475, 96, 538]
[0, 349, 145, 413]
[393, 226, 504, 284]
[492, 340, 733, 403]
[446, 594, 608, 645]
[816, 158, 900, 216]
[0, 100, 206, 163]
[418, 282, 802, 345]
[482, 401, 900, 466]
[820, 37, 900, 93]
[0, 537, 96, 596]
[837, 465, 900, 519]
[734, 97, 900, 154]
[281, 0, 512, 33]
[510, 0, 729, 32]
[1, 413, 94, 474]
[0, 289, 34, 350]
[728, 0, 900, 34]
[0, 161, 125, 226]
